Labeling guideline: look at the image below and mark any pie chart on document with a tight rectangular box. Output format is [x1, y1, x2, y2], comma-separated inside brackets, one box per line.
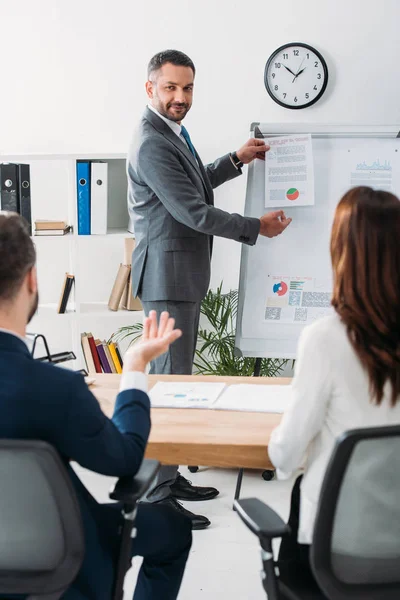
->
[286, 188, 300, 201]
[273, 281, 288, 297]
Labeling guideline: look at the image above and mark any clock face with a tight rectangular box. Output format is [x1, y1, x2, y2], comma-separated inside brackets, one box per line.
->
[264, 43, 328, 109]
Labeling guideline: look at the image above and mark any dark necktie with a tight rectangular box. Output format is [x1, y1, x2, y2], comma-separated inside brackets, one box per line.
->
[180, 125, 197, 158]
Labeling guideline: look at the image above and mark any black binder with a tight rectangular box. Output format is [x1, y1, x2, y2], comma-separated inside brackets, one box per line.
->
[0, 163, 19, 213]
[17, 164, 32, 235]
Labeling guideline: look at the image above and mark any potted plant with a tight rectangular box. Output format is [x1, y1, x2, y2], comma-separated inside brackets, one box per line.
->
[110, 283, 288, 377]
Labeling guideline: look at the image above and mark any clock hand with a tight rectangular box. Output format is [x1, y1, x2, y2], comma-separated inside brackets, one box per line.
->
[282, 64, 296, 77]
[296, 67, 306, 77]
[292, 57, 306, 83]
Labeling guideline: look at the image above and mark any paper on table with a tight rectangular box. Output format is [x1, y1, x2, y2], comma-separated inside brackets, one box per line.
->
[214, 384, 292, 413]
[149, 382, 227, 409]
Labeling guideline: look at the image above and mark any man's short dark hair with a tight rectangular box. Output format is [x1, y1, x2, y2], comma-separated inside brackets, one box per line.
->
[147, 50, 195, 79]
[0, 212, 36, 302]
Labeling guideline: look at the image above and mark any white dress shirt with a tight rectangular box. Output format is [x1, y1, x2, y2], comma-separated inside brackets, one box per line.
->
[147, 104, 238, 171]
[148, 104, 187, 146]
[119, 370, 148, 393]
[268, 313, 400, 544]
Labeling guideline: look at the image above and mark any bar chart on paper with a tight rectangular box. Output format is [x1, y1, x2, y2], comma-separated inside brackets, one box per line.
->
[149, 382, 227, 408]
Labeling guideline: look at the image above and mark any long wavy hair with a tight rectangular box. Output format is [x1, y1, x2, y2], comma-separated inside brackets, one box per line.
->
[331, 186, 400, 406]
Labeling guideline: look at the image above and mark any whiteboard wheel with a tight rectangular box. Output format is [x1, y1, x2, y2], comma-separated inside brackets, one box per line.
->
[262, 470, 275, 481]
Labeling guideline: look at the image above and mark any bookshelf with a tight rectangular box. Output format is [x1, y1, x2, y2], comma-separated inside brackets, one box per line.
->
[0, 152, 143, 370]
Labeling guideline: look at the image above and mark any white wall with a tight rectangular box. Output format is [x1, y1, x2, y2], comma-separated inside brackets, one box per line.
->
[1, 0, 399, 291]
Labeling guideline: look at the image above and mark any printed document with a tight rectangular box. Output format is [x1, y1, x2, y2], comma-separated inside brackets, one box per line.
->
[149, 382, 291, 414]
[265, 134, 315, 208]
[214, 384, 292, 413]
[149, 382, 226, 409]
[264, 275, 333, 324]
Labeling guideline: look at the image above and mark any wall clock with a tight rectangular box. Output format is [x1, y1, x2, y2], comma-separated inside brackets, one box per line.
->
[264, 42, 328, 109]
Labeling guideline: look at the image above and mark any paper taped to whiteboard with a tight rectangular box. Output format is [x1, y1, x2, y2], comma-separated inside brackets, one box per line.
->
[265, 275, 332, 324]
[265, 134, 315, 208]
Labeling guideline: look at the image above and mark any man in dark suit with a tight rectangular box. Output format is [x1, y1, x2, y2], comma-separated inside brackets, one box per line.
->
[127, 49, 292, 528]
[0, 212, 192, 599]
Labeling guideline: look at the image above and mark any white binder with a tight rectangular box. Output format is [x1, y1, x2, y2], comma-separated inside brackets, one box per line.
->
[90, 161, 108, 234]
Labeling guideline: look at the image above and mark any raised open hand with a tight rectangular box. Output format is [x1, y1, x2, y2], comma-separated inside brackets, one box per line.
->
[123, 311, 182, 373]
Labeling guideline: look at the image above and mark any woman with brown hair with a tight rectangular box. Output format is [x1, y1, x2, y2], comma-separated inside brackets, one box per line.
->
[268, 186, 400, 582]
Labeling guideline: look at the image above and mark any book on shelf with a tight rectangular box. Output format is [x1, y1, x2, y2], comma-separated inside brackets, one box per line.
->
[114, 344, 124, 368]
[81, 333, 96, 374]
[86, 333, 102, 373]
[120, 273, 142, 311]
[35, 225, 72, 236]
[104, 343, 117, 374]
[108, 342, 122, 374]
[108, 263, 130, 311]
[124, 237, 136, 265]
[57, 273, 75, 314]
[95, 339, 112, 373]
[35, 220, 69, 230]
[116, 237, 142, 311]
[80, 333, 102, 374]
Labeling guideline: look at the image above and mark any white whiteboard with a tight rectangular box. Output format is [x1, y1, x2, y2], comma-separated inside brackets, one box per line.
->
[235, 124, 400, 359]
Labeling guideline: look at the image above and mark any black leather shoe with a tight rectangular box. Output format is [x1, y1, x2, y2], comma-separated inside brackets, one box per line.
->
[155, 496, 211, 530]
[170, 474, 220, 501]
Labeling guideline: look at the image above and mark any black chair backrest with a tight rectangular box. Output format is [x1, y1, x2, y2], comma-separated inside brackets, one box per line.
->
[0, 439, 84, 600]
[311, 425, 400, 600]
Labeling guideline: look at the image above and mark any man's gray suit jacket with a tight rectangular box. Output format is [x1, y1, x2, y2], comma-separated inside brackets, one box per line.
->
[127, 107, 260, 302]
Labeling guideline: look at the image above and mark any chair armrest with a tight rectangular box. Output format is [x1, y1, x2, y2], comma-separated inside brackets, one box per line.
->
[234, 498, 290, 540]
[109, 459, 160, 504]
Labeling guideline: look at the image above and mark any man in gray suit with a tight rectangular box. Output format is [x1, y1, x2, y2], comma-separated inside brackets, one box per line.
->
[127, 50, 291, 529]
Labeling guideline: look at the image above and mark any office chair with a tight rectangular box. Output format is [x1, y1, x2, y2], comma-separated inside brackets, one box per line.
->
[0, 439, 160, 600]
[235, 425, 400, 600]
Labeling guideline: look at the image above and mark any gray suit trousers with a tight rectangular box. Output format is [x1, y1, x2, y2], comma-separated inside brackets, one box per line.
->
[140, 299, 201, 502]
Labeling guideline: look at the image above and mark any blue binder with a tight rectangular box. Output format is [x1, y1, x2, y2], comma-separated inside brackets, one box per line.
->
[76, 161, 91, 235]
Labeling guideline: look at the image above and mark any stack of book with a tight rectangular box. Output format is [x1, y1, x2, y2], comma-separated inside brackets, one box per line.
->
[81, 333, 123, 374]
[35, 220, 72, 236]
[58, 273, 75, 313]
[108, 237, 142, 311]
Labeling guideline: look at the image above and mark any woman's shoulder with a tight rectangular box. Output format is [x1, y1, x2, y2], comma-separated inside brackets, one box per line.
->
[300, 313, 347, 348]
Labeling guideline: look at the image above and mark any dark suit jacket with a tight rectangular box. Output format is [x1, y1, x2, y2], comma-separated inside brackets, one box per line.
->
[127, 107, 261, 302]
[0, 332, 150, 599]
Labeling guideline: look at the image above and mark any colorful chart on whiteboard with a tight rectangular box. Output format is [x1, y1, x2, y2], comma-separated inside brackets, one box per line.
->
[264, 276, 332, 324]
[347, 153, 393, 192]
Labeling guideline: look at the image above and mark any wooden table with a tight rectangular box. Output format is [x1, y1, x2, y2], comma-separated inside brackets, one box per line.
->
[92, 374, 288, 470]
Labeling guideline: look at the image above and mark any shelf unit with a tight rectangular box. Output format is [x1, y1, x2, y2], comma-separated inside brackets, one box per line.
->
[0, 152, 142, 370]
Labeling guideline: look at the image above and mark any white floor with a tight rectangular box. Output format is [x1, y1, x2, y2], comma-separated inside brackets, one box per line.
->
[75, 464, 296, 600]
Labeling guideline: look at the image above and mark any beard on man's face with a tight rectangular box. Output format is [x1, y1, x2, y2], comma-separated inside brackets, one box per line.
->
[155, 98, 191, 122]
[27, 291, 39, 324]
